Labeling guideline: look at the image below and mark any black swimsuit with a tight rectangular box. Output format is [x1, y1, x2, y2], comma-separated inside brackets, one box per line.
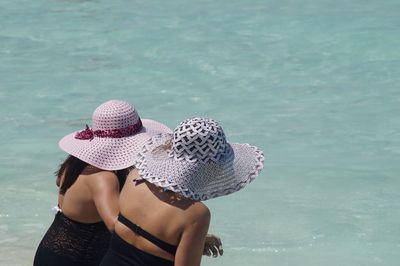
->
[33, 211, 111, 266]
[99, 214, 177, 266]
[34, 174, 126, 266]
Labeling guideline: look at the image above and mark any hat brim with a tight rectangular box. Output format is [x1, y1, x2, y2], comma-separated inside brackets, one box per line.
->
[59, 119, 172, 170]
[136, 134, 264, 201]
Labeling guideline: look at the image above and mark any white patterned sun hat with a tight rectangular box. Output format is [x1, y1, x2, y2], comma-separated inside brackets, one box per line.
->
[59, 100, 172, 170]
[136, 117, 264, 200]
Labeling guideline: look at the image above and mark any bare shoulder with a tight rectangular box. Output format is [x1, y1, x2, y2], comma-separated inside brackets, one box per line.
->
[186, 201, 211, 224]
[85, 171, 119, 189]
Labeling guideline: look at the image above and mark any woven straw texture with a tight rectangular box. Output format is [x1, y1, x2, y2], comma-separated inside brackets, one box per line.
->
[136, 118, 264, 200]
[59, 100, 172, 170]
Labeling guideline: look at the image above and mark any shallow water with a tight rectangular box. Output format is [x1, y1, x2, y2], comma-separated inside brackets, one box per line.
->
[1, 0, 400, 265]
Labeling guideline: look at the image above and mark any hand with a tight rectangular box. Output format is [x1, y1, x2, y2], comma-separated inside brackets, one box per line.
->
[203, 234, 223, 257]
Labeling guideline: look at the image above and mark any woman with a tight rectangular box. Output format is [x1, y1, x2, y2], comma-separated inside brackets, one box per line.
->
[34, 100, 172, 266]
[100, 117, 264, 266]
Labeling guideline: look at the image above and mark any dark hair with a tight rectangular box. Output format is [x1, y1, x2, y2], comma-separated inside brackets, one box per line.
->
[56, 155, 131, 194]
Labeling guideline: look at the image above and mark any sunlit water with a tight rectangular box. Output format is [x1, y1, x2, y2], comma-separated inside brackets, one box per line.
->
[1, 0, 400, 265]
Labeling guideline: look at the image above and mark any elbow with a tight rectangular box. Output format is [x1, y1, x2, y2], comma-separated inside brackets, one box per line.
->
[106, 223, 115, 232]
[105, 216, 118, 232]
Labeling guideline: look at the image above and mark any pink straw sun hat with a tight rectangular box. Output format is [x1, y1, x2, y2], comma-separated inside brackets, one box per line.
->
[59, 100, 172, 170]
[136, 117, 265, 201]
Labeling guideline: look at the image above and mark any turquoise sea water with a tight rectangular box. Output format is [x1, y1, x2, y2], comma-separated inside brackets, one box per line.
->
[1, 0, 400, 265]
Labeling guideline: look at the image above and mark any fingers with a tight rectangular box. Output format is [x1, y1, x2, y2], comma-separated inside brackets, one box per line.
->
[203, 233, 223, 257]
[205, 244, 223, 257]
[212, 236, 223, 256]
[203, 248, 212, 256]
[210, 245, 219, 257]
[214, 236, 222, 247]
[218, 244, 224, 256]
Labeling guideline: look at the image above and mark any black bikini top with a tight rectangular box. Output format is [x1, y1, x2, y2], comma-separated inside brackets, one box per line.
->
[118, 214, 177, 255]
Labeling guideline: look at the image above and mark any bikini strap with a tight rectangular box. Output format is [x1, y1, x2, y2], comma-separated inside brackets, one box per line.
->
[118, 214, 177, 255]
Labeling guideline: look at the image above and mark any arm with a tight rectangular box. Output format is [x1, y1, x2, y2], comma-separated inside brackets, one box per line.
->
[87, 172, 120, 232]
[175, 206, 211, 266]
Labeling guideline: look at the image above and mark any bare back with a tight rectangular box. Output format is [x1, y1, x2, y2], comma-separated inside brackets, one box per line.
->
[116, 169, 210, 265]
[58, 166, 120, 230]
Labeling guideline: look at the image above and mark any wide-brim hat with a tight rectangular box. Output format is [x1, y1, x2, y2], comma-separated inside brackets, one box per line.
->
[59, 100, 172, 170]
[136, 117, 264, 201]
